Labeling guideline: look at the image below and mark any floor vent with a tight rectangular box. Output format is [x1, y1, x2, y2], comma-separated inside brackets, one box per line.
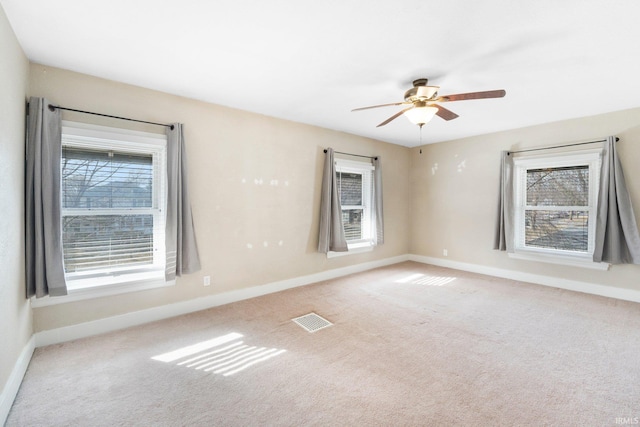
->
[292, 313, 333, 333]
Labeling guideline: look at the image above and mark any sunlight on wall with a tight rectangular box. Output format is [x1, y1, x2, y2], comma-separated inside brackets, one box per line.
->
[151, 332, 286, 377]
[395, 273, 456, 287]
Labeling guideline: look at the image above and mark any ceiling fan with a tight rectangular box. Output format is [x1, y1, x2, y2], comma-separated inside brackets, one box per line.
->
[352, 78, 506, 128]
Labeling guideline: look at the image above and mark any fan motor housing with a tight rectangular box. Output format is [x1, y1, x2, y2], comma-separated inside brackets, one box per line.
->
[404, 86, 439, 102]
[405, 79, 439, 102]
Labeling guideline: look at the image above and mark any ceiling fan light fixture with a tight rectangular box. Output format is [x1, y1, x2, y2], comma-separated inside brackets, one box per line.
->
[351, 77, 505, 129]
[404, 106, 438, 126]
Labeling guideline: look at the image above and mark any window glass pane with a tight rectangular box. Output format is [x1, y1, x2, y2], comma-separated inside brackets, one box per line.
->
[526, 166, 588, 206]
[336, 172, 362, 206]
[62, 147, 153, 209]
[342, 209, 362, 240]
[62, 215, 154, 273]
[524, 210, 588, 252]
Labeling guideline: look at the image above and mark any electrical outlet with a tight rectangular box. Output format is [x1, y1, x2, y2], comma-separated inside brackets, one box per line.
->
[203, 275, 211, 286]
[443, 249, 448, 257]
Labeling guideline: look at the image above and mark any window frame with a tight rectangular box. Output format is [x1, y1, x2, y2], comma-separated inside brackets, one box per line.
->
[32, 121, 172, 306]
[328, 158, 375, 258]
[511, 149, 605, 267]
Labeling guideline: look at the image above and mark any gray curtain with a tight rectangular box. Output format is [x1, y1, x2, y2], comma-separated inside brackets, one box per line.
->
[493, 150, 515, 252]
[318, 148, 348, 253]
[593, 136, 640, 264]
[373, 156, 384, 245]
[165, 123, 201, 280]
[25, 97, 67, 298]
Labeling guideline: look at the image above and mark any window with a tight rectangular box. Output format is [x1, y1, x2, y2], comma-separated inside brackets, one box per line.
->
[335, 158, 375, 249]
[513, 150, 601, 262]
[60, 122, 167, 292]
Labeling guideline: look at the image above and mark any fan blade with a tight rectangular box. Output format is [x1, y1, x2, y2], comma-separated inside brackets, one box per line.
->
[435, 104, 459, 121]
[376, 106, 414, 127]
[352, 102, 410, 112]
[436, 89, 506, 102]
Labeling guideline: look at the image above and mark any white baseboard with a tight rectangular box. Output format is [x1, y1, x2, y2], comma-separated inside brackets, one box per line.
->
[0, 336, 35, 426]
[34, 254, 409, 347]
[409, 254, 640, 303]
[33, 252, 640, 348]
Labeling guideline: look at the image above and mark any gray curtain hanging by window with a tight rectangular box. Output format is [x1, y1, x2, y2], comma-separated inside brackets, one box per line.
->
[593, 136, 640, 264]
[373, 156, 384, 245]
[493, 151, 515, 252]
[165, 123, 201, 280]
[25, 97, 67, 298]
[318, 148, 348, 253]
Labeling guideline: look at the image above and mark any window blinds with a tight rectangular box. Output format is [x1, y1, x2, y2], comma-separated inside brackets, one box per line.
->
[524, 165, 590, 252]
[61, 147, 157, 274]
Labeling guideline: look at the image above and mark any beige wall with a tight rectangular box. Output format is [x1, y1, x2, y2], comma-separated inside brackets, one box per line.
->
[28, 64, 411, 331]
[0, 3, 31, 399]
[410, 107, 640, 292]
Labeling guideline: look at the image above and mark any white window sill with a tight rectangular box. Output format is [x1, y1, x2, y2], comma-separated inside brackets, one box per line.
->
[327, 242, 374, 258]
[30, 274, 175, 307]
[509, 251, 610, 271]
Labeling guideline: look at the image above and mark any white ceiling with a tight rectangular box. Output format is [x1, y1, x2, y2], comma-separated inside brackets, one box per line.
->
[3, 0, 640, 147]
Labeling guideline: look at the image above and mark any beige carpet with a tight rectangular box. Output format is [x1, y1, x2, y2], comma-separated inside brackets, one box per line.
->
[7, 262, 640, 426]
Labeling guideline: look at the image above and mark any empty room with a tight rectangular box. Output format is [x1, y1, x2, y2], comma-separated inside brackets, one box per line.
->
[2, 1, 640, 425]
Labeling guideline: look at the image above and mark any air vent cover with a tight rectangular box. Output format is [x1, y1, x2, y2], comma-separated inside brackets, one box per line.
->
[292, 312, 333, 333]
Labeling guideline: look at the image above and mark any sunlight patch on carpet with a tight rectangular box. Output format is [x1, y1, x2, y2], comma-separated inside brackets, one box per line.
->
[151, 332, 285, 376]
[151, 333, 243, 362]
[292, 313, 333, 333]
[395, 273, 456, 287]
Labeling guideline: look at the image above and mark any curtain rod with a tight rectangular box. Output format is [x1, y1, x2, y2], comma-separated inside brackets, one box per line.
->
[45, 104, 174, 130]
[323, 149, 377, 161]
[507, 137, 618, 156]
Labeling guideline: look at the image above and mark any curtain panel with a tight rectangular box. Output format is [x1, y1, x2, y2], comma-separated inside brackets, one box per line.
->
[373, 156, 384, 245]
[25, 97, 67, 298]
[493, 151, 515, 252]
[593, 136, 640, 264]
[318, 148, 348, 253]
[165, 123, 201, 280]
